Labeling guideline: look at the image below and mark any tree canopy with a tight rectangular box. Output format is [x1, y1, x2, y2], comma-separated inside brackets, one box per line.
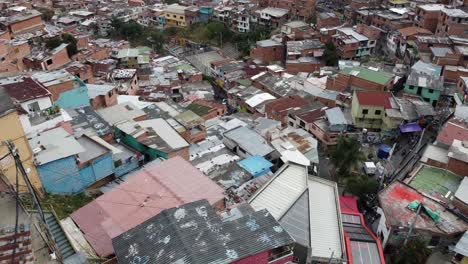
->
[330, 136, 365, 177]
[345, 176, 379, 197]
[324, 42, 338, 66]
[389, 239, 431, 264]
[45, 33, 78, 57]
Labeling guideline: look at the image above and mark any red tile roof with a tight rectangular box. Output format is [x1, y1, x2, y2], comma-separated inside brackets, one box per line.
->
[1, 77, 50, 103]
[355, 91, 392, 109]
[70, 157, 225, 257]
[265, 95, 309, 113]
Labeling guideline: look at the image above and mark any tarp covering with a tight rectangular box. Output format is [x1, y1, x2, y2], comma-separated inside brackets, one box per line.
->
[400, 122, 422, 133]
[378, 144, 392, 159]
[408, 200, 440, 223]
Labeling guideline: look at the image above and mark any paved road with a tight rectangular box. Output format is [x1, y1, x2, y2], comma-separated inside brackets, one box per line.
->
[387, 128, 436, 182]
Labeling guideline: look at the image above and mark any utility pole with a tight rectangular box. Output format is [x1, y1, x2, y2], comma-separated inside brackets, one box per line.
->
[5, 141, 46, 222]
[403, 202, 422, 246]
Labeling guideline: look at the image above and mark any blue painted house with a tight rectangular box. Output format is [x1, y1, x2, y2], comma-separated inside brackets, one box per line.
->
[237, 155, 273, 178]
[199, 6, 213, 22]
[32, 70, 90, 109]
[29, 128, 115, 194]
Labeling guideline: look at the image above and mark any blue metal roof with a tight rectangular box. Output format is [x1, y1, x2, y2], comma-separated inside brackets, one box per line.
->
[237, 155, 273, 178]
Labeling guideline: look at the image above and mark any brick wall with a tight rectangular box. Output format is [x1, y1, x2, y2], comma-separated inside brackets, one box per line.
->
[350, 75, 389, 91]
[0, 30, 10, 40]
[286, 61, 323, 74]
[443, 67, 468, 83]
[48, 81, 74, 101]
[356, 23, 381, 40]
[9, 15, 44, 36]
[45, 46, 71, 70]
[317, 16, 340, 29]
[250, 45, 285, 64]
[326, 73, 350, 91]
[90, 89, 118, 110]
[447, 157, 468, 176]
[452, 198, 468, 216]
[0, 40, 30, 73]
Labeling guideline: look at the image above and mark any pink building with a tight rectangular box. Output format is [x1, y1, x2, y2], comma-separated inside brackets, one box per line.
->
[71, 157, 225, 257]
[437, 117, 468, 146]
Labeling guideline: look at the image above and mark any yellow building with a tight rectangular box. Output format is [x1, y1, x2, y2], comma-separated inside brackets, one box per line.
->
[0, 89, 42, 193]
[164, 4, 187, 27]
[351, 90, 401, 130]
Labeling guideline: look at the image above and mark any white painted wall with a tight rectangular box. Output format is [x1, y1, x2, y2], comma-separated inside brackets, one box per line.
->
[375, 207, 391, 248]
[20, 97, 52, 113]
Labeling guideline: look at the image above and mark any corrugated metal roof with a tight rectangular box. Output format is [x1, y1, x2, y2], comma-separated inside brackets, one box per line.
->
[96, 102, 146, 125]
[71, 157, 224, 257]
[249, 165, 346, 261]
[308, 177, 344, 260]
[224, 126, 274, 157]
[28, 127, 85, 165]
[112, 200, 294, 264]
[249, 164, 308, 219]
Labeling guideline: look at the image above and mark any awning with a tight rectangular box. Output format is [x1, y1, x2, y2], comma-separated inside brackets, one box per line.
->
[400, 122, 422, 133]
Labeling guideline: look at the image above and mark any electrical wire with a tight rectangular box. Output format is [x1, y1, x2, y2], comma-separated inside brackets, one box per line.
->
[0, 152, 10, 161]
[10, 157, 20, 263]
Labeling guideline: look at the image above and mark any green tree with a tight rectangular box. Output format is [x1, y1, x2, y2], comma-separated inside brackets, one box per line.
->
[330, 136, 365, 177]
[38, 7, 55, 22]
[62, 33, 78, 57]
[45, 36, 62, 50]
[389, 239, 431, 264]
[110, 16, 124, 37]
[323, 42, 338, 66]
[145, 31, 164, 53]
[120, 20, 143, 40]
[345, 176, 379, 197]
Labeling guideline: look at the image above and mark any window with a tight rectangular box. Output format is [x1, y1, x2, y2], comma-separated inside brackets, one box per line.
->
[46, 59, 53, 65]
[375, 110, 381, 115]
[27, 101, 40, 112]
[289, 121, 294, 127]
[108, 90, 113, 97]
[362, 109, 368, 115]
[299, 120, 306, 127]
[428, 88, 434, 93]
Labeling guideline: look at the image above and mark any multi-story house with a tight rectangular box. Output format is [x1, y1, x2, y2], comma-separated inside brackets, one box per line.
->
[327, 66, 395, 92]
[436, 8, 468, 37]
[0, 88, 42, 193]
[164, 4, 187, 27]
[259, 0, 315, 20]
[351, 90, 399, 130]
[0, 9, 44, 37]
[235, 11, 250, 32]
[404, 71, 444, 107]
[415, 4, 445, 33]
[332, 27, 376, 60]
[255, 7, 289, 28]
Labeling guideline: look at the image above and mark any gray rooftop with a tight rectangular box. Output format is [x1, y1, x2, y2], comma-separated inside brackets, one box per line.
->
[28, 127, 85, 165]
[97, 102, 146, 126]
[76, 136, 110, 163]
[325, 107, 348, 125]
[87, 84, 116, 98]
[224, 126, 274, 157]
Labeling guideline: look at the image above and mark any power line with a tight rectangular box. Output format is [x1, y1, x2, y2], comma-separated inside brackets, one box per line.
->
[10, 158, 20, 263]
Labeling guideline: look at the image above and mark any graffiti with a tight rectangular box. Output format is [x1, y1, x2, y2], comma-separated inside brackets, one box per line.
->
[130, 255, 149, 264]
